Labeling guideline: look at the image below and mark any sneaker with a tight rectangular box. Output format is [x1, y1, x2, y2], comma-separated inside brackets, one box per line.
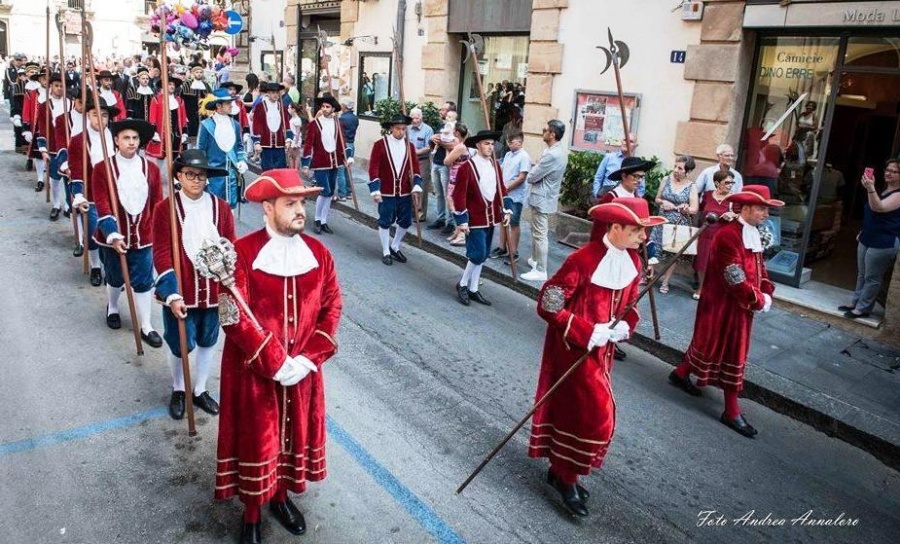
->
[488, 247, 508, 259]
[503, 253, 520, 266]
[520, 269, 548, 282]
[527, 257, 538, 269]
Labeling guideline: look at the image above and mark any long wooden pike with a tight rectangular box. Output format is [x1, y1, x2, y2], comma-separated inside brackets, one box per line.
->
[44, 3, 51, 203]
[159, 7, 197, 436]
[455, 213, 720, 494]
[80, 7, 90, 274]
[461, 32, 518, 281]
[84, 21, 144, 358]
[57, 11, 77, 247]
[392, 26, 423, 248]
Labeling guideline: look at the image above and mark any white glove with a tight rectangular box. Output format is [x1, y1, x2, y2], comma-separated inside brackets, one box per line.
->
[762, 294, 772, 313]
[23, 131, 32, 143]
[72, 194, 89, 211]
[60, 161, 70, 174]
[346, 157, 355, 166]
[285, 139, 293, 147]
[588, 322, 613, 351]
[180, 133, 188, 144]
[12, 115, 22, 127]
[411, 185, 423, 193]
[273, 355, 317, 386]
[610, 321, 630, 342]
[152, 133, 161, 142]
[235, 161, 248, 174]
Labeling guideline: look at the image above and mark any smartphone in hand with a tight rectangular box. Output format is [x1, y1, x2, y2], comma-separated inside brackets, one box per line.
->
[864, 167, 875, 179]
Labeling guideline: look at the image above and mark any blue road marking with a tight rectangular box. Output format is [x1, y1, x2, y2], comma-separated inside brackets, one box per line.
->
[0, 408, 466, 543]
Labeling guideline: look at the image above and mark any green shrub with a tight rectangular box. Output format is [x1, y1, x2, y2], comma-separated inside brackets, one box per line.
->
[373, 98, 442, 134]
[560, 150, 603, 218]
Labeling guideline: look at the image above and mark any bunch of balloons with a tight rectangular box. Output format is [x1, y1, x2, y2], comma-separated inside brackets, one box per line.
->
[149, 1, 230, 49]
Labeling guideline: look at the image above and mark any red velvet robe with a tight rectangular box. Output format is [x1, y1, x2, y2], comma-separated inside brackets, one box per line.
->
[33, 98, 66, 153]
[301, 116, 344, 169]
[215, 228, 342, 507]
[528, 241, 641, 475]
[367, 136, 420, 196]
[151, 193, 236, 308]
[451, 158, 509, 228]
[146, 94, 188, 159]
[682, 221, 775, 392]
[251, 99, 292, 149]
[91, 156, 163, 249]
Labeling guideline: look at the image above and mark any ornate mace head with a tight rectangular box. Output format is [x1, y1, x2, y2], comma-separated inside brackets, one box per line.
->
[195, 237, 238, 287]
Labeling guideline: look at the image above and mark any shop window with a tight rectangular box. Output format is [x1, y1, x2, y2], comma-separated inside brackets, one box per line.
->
[260, 51, 284, 82]
[741, 36, 840, 282]
[459, 35, 529, 141]
[845, 37, 900, 70]
[357, 53, 392, 119]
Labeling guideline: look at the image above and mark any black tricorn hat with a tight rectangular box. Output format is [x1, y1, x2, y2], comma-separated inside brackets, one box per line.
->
[260, 81, 285, 93]
[219, 81, 243, 93]
[157, 74, 183, 89]
[380, 114, 413, 129]
[173, 149, 228, 178]
[83, 94, 121, 119]
[608, 156, 657, 181]
[314, 94, 340, 111]
[464, 130, 502, 148]
[95, 69, 115, 80]
[49, 72, 63, 84]
[110, 119, 156, 148]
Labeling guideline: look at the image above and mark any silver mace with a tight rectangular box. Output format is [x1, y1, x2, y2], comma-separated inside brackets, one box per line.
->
[195, 238, 263, 331]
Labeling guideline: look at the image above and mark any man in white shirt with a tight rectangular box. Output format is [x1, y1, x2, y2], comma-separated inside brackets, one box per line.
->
[694, 143, 744, 195]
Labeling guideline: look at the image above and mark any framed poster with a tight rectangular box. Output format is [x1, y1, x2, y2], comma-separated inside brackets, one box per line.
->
[570, 90, 641, 153]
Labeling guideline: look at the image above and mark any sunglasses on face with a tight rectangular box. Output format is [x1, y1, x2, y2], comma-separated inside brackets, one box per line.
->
[181, 171, 207, 182]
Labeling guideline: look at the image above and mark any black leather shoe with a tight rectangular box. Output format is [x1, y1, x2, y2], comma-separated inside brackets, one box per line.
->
[90, 268, 103, 287]
[35, 181, 44, 192]
[668, 370, 702, 397]
[389, 248, 407, 263]
[720, 412, 758, 438]
[456, 284, 470, 306]
[270, 498, 306, 535]
[440, 224, 455, 235]
[426, 219, 445, 230]
[320, 223, 334, 234]
[49, 208, 60, 221]
[239, 521, 261, 544]
[26, 159, 34, 172]
[313, 220, 322, 234]
[193, 391, 220, 415]
[63, 209, 71, 218]
[106, 310, 121, 330]
[468, 289, 492, 306]
[73, 244, 84, 258]
[837, 305, 854, 312]
[547, 469, 590, 503]
[613, 345, 627, 361]
[141, 330, 164, 348]
[168, 391, 185, 420]
[546, 471, 589, 517]
[381, 254, 392, 266]
[843, 310, 871, 319]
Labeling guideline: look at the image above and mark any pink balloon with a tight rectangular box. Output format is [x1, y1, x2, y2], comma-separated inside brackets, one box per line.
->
[180, 13, 198, 29]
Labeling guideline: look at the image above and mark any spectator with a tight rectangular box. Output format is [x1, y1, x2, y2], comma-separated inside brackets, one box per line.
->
[694, 170, 738, 299]
[431, 101, 458, 236]
[694, 144, 744, 195]
[283, 75, 301, 105]
[362, 72, 375, 113]
[243, 73, 259, 113]
[287, 102, 305, 170]
[443, 123, 471, 247]
[335, 98, 359, 201]
[650, 155, 699, 294]
[408, 107, 434, 222]
[592, 134, 638, 198]
[489, 132, 530, 265]
[521, 120, 569, 282]
[840, 159, 900, 319]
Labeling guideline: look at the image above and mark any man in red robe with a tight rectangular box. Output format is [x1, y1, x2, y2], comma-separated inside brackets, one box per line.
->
[668, 185, 784, 438]
[214, 169, 342, 544]
[529, 197, 665, 517]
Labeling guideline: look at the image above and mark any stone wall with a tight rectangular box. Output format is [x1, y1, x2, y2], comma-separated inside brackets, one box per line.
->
[521, 0, 566, 161]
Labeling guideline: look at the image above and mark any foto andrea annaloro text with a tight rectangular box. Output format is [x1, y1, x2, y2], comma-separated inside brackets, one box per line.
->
[697, 510, 860, 528]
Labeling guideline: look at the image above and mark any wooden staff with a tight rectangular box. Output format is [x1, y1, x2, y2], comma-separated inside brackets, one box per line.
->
[44, 3, 51, 203]
[80, 7, 90, 275]
[84, 21, 143, 357]
[160, 13, 197, 436]
[462, 33, 518, 281]
[335, 122, 360, 211]
[391, 28, 423, 248]
[56, 11, 77, 246]
[455, 213, 720, 495]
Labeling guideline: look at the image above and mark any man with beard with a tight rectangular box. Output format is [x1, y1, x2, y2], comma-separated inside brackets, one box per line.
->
[214, 168, 342, 544]
[181, 62, 212, 143]
[125, 66, 155, 121]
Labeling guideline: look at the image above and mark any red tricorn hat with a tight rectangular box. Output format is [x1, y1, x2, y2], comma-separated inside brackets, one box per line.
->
[244, 169, 323, 202]
[588, 197, 667, 227]
[724, 185, 785, 208]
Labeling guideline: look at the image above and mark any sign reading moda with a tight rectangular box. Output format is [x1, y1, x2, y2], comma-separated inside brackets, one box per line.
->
[744, 1, 900, 28]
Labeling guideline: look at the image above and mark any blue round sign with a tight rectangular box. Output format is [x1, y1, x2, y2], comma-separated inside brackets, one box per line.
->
[224, 11, 244, 35]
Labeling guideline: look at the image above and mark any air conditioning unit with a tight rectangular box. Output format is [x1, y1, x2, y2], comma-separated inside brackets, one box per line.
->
[681, 1, 704, 21]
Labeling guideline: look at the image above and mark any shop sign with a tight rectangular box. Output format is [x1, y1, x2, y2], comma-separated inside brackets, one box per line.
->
[745, 1, 900, 28]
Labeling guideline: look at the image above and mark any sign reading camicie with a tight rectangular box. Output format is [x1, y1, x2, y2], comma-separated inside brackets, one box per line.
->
[745, 1, 900, 28]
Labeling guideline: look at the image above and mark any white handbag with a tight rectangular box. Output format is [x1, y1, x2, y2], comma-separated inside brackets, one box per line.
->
[661, 224, 699, 255]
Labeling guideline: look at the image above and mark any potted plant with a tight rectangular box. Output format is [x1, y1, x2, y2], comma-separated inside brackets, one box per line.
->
[556, 150, 603, 248]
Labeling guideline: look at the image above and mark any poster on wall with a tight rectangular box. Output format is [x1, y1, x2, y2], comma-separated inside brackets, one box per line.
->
[570, 90, 641, 153]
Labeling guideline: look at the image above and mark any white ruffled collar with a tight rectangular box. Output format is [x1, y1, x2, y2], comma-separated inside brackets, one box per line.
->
[738, 217, 763, 253]
[252, 225, 319, 277]
[591, 235, 639, 290]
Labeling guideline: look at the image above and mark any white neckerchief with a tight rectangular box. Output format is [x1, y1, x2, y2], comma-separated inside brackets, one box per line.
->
[136, 85, 153, 96]
[738, 217, 763, 253]
[591, 235, 639, 290]
[50, 96, 65, 119]
[87, 126, 114, 166]
[180, 192, 219, 266]
[264, 98, 282, 134]
[472, 155, 498, 202]
[252, 224, 319, 277]
[613, 185, 635, 198]
[115, 153, 148, 216]
[230, 101, 240, 116]
[25, 80, 39, 91]
[386, 135, 407, 175]
[100, 88, 116, 107]
[37, 87, 47, 104]
[69, 110, 84, 138]
[190, 79, 207, 91]
[212, 113, 236, 152]
[319, 116, 337, 153]
[168, 93, 179, 110]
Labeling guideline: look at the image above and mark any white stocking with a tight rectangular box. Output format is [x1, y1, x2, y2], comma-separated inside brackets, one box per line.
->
[134, 290, 155, 334]
[391, 227, 408, 252]
[378, 228, 391, 256]
[35, 159, 46, 182]
[169, 351, 185, 392]
[460, 261, 476, 288]
[193, 346, 217, 396]
[468, 263, 484, 292]
[89, 249, 101, 269]
[321, 196, 333, 223]
[315, 196, 327, 222]
[106, 284, 121, 315]
[50, 178, 64, 209]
